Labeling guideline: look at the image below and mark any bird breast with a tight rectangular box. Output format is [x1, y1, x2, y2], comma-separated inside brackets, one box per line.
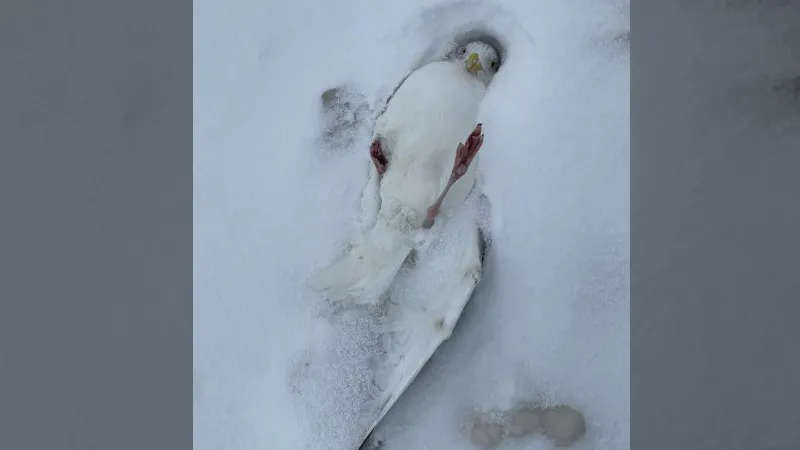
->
[375, 61, 487, 218]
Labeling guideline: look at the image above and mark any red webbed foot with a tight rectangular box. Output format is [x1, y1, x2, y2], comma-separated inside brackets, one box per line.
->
[370, 138, 388, 175]
[450, 123, 484, 182]
[422, 124, 485, 229]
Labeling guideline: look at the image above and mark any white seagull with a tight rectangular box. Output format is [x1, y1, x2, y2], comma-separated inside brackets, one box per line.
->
[311, 40, 502, 448]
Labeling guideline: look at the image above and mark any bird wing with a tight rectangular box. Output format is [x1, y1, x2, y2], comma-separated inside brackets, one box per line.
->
[357, 211, 484, 447]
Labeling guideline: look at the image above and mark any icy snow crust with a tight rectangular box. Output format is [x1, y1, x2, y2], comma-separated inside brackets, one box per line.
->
[194, 1, 629, 449]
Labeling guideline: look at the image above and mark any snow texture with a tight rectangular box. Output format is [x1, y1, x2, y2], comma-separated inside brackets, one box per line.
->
[194, 1, 630, 449]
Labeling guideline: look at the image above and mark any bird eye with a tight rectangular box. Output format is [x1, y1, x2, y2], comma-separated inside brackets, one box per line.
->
[490, 60, 498, 70]
[457, 46, 466, 56]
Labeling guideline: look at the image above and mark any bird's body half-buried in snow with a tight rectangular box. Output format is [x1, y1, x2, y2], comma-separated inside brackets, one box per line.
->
[310, 41, 500, 308]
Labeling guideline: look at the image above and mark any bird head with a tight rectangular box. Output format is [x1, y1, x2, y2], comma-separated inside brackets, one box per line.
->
[448, 40, 501, 87]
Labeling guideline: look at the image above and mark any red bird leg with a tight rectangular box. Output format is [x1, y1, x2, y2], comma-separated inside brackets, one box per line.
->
[370, 138, 388, 175]
[422, 124, 484, 229]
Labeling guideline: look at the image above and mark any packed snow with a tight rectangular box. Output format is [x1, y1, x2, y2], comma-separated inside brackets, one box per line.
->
[194, 0, 629, 449]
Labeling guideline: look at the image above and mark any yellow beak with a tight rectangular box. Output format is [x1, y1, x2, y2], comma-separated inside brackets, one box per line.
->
[465, 52, 483, 74]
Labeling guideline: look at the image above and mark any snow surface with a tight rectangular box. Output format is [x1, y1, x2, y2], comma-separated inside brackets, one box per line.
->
[194, 1, 629, 449]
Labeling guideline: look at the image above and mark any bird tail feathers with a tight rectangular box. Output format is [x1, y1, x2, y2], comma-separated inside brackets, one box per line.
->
[309, 220, 412, 306]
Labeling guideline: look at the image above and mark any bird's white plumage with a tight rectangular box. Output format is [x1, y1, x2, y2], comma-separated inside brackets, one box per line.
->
[373, 60, 486, 219]
[309, 41, 500, 449]
[310, 57, 489, 306]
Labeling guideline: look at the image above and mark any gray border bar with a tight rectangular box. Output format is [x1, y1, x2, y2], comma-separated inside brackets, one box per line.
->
[0, 0, 192, 448]
[634, 1, 800, 449]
